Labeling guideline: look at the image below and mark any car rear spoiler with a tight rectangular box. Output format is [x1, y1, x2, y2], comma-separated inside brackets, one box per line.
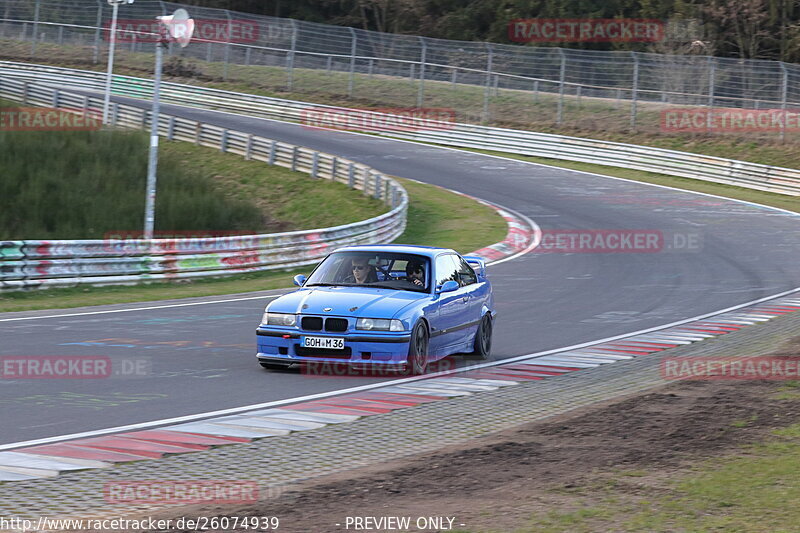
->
[463, 256, 486, 278]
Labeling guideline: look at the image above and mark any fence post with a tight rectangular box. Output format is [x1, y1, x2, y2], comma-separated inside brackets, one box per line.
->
[331, 157, 338, 179]
[311, 152, 319, 178]
[451, 69, 457, 87]
[93, 1, 103, 64]
[220, 130, 229, 152]
[111, 102, 119, 126]
[51, 88, 59, 108]
[167, 116, 175, 140]
[374, 174, 381, 199]
[245, 134, 253, 160]
[244, 46, 251, 66]
[482, 43, 493, 124]
[291, 146, 298, 171]
[223, 10, 233, 81]
[417, 36, 427, 107]
[348, 163, 355, 188]
[347, 27, 357, 98]
[268, 140, 277, 164]
[630, 51, 639, 131]
[326, 56, 332, 75]
[362, 168, 370, 194]
[780, 62, 789, 143]
[556, 48, 566, 125]
[706, 56, 715, 133]
[286, 19, 297, 91]
[22, 81, 28, 105]
[30, 0, 41, 57]
[533, 80, 539, 103]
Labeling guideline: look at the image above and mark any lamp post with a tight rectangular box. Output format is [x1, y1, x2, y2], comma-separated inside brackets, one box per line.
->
[143, 9, 194, 240]
[102, 0, 134, 125]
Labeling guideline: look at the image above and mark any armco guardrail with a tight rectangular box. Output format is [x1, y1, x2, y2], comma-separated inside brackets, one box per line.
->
[3, 62, 798, 197]
[0, 75, 408, 291]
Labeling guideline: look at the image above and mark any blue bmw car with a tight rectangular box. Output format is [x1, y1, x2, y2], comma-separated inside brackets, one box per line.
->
[256, 245, 495, 374]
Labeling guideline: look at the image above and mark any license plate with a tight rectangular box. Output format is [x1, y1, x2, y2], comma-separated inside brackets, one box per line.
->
[301, 336, 345, 350]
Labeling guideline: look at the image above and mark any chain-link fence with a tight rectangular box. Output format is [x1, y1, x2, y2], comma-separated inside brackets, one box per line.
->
[1, 0, 798, 141]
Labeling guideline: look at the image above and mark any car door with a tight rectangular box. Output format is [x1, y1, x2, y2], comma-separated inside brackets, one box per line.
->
[429, 254, 463, 352]
[453, 254, 486, 345]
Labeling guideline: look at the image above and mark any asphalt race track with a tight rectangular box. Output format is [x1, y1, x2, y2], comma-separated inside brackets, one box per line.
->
[1, 94, 798, 446]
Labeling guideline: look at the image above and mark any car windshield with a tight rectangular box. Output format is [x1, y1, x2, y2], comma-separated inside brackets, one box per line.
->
[304, 251, 431, 293]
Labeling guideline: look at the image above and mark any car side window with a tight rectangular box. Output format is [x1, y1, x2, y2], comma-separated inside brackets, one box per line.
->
[455, 256, 478, 286]
[435, 255, 460, 287]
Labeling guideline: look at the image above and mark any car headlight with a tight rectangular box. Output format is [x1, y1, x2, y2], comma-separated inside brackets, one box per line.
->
[356, 318, 405, 332]
[262, 312, 296, 327]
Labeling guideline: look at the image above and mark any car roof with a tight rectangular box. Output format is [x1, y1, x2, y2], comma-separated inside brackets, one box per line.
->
[333, 244, 456, 259]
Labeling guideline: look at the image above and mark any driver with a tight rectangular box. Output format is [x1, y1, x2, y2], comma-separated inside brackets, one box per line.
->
[346, 257, 378, 284]
[405, 259, 425, 287]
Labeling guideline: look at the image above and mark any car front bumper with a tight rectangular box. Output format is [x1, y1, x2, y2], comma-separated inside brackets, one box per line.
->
[256, 327, 412, 366]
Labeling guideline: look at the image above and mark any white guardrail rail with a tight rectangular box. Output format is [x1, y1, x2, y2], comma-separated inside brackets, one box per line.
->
[2, 62, 799, 197]
[0, 72, 408, 291]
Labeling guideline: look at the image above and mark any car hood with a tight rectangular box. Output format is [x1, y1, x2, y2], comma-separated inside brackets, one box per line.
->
[268, 286, 426, 318]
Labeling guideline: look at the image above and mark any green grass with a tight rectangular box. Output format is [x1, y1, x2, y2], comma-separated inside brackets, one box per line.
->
[0, 177, 506, 313]
[0, 97, 387, 239]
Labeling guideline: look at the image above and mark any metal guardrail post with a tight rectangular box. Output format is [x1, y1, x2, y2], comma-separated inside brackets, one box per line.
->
[557, 48, 566, 125]
[111, 102, 119, 125]
[93, 1, 103, 64]
[331, 156, 338, 179]
[707, 56, 716, 133]
[630, 51, 639, 131]
[347, 27, 356, 98]
[220, 129, 229, 152]
[533, 80, 539, 103]
[30, 0, 40, 58]
[268, 140, 276, 164]
[482, 43, 493, 124]
[348, 163, 355, 188]
[291, 146, 298, 171]
[223, 10, 233, 81]
[417, 36, 427, 108]
[311, 152, 319, 178]
[195, 122, 202, 145]
[780, 62, 788, 143]
[51, 88, 59, 108]
[374, 174, 381, 199]
[362, 168, 370, 194]
[286, 19, 297, 91]
[245, 134, 253, 160]
[22, 81, 28, 104]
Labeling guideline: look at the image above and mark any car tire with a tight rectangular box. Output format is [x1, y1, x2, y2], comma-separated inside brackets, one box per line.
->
[405, 321, 429, 375]
[470, 314, 493, 360]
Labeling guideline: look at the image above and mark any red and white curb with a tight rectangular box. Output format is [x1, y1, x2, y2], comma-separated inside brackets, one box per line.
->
[1, 294, 798, 482]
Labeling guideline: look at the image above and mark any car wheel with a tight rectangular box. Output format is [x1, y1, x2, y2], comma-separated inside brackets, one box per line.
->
[405, 321, 429, 375]
[471, 314, 493, 360]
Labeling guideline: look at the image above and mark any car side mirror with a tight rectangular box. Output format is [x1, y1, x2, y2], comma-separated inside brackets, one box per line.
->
[293, 274, 307, 287]
[437, 280, 459, 293]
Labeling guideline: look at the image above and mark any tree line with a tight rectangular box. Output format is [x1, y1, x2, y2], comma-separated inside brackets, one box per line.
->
[180, 0, 800, 62]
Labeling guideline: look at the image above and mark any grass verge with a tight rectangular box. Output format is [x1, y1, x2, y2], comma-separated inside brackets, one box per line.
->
[518, 419, 800, 532]
[0, 178, 507, 313]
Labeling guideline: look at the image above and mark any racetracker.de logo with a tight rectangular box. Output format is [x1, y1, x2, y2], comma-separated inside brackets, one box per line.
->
[104, 480, 259, 505]
[300, 107, 456, 133]
[106, 18, 259, 43]
[508, 18, 665, 43]
[662, 357, 800, 381]
[661, 108, 800, 133]
[0, 107, 101, 131]
[0, 356, 111, 379]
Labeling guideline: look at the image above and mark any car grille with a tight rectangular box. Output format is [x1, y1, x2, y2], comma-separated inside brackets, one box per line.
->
[325, 318, 348, 332]
[300, 316, 349, 332]
[294, 346, 352, 359]
[301, 317, 323, 331]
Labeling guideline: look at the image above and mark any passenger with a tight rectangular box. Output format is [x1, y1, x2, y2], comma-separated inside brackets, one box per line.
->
[346, 257, 378, 284]
[405, 259, 425, 287]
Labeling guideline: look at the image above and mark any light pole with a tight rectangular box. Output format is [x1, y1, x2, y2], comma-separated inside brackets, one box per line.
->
[102, 0, 134, 125]
[143, 9, 194, 240]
